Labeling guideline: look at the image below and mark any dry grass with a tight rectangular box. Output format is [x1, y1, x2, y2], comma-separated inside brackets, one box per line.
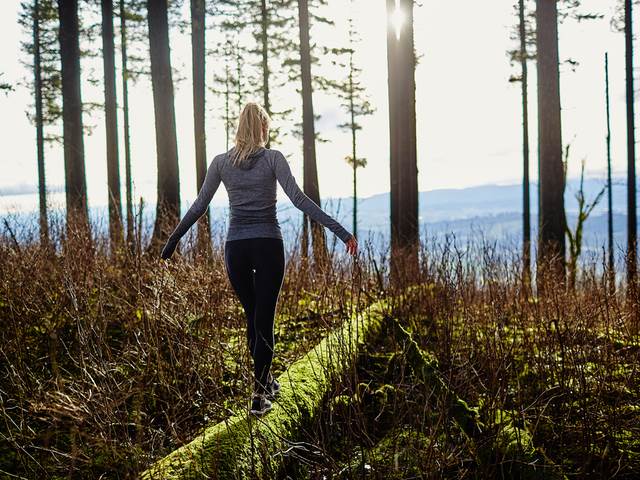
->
[1, 213, 638, 479]
[0, 212, 375, 478]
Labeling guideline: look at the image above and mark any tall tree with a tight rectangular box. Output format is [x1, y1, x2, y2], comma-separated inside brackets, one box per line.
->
[34, 0, 49, 244]
[518, 0, 532, 283]
[20, 0, 62, 242]
[260, 0, 270, 143]
[509, 0, 601, 284]
[536, 0, 565, 279]
[119, 0, 134, 247]
[605, 52, 615, 288]
[210, 36, 234, 150]
[58, 0, 88, 228]
[190, 0, 210, 251]
[253, 0, 296, 146]
[331, 14, 374, 239]
[386, 0, 419, 275]
[297, 0, 326, 261]
[102, 0, 123, 249]
[147, 0, 180, 246]
[624, 0, 637, 291]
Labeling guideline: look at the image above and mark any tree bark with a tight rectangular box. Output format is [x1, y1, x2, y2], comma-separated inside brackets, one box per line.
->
[605, 52, 615, 290]
[625, 0, 637, 292]
[147, 0, 180, 246]
[57, 0, 88, 228]
[260, 0, 271, 148]
[297, 0, 327, 263]
[519, 0, 531, 285]
[350, 61, 358, 239]
[34, 0, 49, 245]
[120, 0, 134, 249]
[102, 0, 123, 250]
[535, 0, 565, 281]
[386, 0, 419, 278]
[190, 0, 210, 253]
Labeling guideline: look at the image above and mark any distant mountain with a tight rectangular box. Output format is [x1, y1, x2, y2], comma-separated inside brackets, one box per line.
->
[0, 183, 64, 196]
[1, 177, 634, 254]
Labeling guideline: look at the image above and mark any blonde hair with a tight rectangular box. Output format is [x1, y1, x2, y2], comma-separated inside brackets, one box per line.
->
[231, 102, 270, 166]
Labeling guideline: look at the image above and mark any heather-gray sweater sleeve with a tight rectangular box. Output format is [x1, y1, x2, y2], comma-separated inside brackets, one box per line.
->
[167, 157, 221, 242]
[273, 151, 352, 243]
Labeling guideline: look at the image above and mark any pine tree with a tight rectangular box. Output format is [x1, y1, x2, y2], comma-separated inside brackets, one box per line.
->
[508, 0, 602, 285]
[57, 0, 89, 229]
[329, 13, 374, 240]
[605, 52, 615, 290]
[19, 1, 57, 244]
[624, 0, 637, 293]
[190, 0, 210, 253]
[386, 0, 419, 276]
[147, 0, 180, 247]
[209, 2, 250, 146]
[119, 0, 135, 247]
[536, 0, 565, 280]
[101, 0, 124, 249]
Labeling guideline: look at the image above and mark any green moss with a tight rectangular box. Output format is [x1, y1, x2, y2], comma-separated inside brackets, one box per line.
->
[140, 300, 389, 480]
[391, 318, 483, 438]
[336, 427, 431, 478]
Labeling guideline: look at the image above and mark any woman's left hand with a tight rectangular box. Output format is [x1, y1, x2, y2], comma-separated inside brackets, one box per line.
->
[345, 236, 358, 256]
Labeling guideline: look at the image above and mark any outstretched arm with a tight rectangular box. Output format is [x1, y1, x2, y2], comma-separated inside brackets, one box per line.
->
[273, 151, 353, 245]
[161, 158, 221, 259]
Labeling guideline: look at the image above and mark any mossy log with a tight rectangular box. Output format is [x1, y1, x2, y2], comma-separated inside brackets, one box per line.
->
[392, 319, 567, 479]
[391, 318, 483, 438]
[140, 300, 389, 480]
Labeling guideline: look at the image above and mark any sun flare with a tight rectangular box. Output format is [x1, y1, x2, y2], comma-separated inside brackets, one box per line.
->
[390, 0, 405, 40]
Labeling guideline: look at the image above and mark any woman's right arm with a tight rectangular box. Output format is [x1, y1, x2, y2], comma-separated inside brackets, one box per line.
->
[273, 150, 353, 245]
[161, 157, 221, 259]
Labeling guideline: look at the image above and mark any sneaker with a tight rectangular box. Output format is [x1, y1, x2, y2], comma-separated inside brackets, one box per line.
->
[250, 393, 272, 416]
[266, 375, 281, 400]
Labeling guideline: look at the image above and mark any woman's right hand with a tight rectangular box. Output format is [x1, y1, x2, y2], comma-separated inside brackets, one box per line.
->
[161, 238, 178, 260]
[345, 236, 358, 256]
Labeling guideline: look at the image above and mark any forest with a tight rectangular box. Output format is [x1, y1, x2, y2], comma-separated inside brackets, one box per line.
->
[0, 0, 639, 478]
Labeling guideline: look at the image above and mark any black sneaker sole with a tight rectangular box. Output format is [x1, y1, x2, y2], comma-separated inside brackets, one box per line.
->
[250, 403, 272, 416]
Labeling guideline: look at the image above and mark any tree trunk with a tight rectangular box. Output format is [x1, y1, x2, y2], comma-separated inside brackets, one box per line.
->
[190, 0, 210, 253]
[57, 0, 88, 229]
[224, 53, 231, 151]
[625, 0, 637, 292]
[148, 0, 180, 246]
[535, 0, 565, 281]
[349, 52, 358, 239]
[297, 0, 327, 263]
[120, 0, 134, 249]
[235, 40, 242, 115]
[34, 0, 48, 245]
[260, 0, 271, 148]
[519, 0, 531, 285]
[102, 0, 123, 250]
[386, 0, 419, 278]
[605, 52, 615, 290]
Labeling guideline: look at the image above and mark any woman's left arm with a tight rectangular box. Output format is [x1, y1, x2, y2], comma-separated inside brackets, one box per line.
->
[161, 158, 221, 259]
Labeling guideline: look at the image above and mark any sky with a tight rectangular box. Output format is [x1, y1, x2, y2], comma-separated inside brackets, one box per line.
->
[0, 0, 636, 214]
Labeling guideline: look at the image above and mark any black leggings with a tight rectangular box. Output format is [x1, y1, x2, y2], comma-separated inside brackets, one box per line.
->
[224, 237, 285, 394]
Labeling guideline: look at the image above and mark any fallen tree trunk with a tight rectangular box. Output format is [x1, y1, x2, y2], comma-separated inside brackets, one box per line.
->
[140, 299, 390, 480]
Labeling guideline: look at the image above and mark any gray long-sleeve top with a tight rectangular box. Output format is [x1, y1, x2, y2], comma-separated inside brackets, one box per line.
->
[166, 147, 352, 244]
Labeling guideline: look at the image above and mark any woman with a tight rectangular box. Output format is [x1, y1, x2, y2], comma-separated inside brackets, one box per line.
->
[161, 102, 358, 416]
